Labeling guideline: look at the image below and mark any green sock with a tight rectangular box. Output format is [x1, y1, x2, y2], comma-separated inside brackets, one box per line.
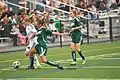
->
[46, 60, 57, 67]
[72, 51, 76, 62]
[78, 51, 85, 60]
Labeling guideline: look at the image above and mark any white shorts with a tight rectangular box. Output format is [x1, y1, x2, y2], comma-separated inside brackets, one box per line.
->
[25, 41, 36, 54]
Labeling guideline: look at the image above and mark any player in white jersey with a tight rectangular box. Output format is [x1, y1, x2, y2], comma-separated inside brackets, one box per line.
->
[24, 17, 41, 69]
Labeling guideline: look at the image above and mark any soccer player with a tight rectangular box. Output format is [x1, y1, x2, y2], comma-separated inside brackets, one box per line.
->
[23, 17, 41, 69]
[69, 10, 86, 65]
[29, 17, 64, 70]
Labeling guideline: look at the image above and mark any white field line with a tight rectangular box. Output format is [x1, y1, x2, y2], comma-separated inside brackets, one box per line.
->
[0, 52, 120, 71]
[34, 66, 120, 69]
[0, 46, 120, 63]
[0, 51, 119, 67]
[1, 52, 120, 69]
[54, 57, 120, 63]
[84, 66, 120, 69]
[89, 58, 120, 60]
[6, 78, 120, 80]
[1, 65, 120, 71]
[54, 52, 120, 63]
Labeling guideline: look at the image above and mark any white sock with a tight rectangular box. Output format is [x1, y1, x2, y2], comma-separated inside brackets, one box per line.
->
[34, 54, 40, 65]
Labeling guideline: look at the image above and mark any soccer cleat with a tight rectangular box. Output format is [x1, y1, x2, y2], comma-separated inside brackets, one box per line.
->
[81, 60, 86, 64]
[70, 61, 77, 65]
[34, 60, 41, 69]
[56, 64, 64, 70]
[34, 58, 41, 69]
[34, 63, 41, 69]
[26, 66, 35, 70]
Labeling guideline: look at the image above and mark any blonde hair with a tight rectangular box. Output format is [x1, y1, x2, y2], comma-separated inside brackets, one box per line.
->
[70, 9, 77, 17]
[36, 16, 44, 25]
[43, 12, 50, 28]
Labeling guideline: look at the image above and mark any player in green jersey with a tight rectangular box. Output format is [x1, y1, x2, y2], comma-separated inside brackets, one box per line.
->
[70, 10, 86, 65]
[29, 17, 64, 70]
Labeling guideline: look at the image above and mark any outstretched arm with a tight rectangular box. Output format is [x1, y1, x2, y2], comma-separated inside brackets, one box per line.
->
[52, 32, 63, 36]
[52, 32, 69, 37]
[71, 26, 83, 31]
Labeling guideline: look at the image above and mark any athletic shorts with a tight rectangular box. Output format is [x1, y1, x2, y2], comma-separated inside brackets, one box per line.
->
[35, 45, 47, 56]
[71, 32, 83, 44]
[25, 42, 36, 54]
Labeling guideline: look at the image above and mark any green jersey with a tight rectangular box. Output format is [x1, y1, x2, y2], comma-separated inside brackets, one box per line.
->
[70, 17, 82, 28]
[37, 27, 52, 48]
[70, 17, 83, 43]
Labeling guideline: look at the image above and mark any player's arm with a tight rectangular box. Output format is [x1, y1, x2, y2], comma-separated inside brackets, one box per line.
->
[71, 18, 83, 31]
[52, 31, 69, 37]
[29, 32, 36, 39]
[71, 26, 82, 31]
[26, 32, 36, 43]
[43, 29, 64, 36]
[52, 32, 63, 36]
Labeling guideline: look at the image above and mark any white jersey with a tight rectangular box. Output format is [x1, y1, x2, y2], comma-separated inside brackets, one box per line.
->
[26, 24, 38, 45]
[25, 24, 38, 53]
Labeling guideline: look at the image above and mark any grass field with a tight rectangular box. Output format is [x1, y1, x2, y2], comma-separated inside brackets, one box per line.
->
[0, 41, 120, 80]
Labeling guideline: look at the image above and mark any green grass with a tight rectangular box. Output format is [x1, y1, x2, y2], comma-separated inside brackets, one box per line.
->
[0, 41, 120, 79]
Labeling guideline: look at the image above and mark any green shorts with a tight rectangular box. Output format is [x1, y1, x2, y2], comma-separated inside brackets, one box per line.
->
[71, 31, 83, 44]
[35, 45, 48, 56]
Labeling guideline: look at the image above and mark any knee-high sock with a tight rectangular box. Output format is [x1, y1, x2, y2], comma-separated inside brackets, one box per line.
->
[34, 54, 40, 65]
[46, 60, 57, 67]
[72, 51, 76, 62]
[29, 56, 34, 67]
[77, 51, 85, 60]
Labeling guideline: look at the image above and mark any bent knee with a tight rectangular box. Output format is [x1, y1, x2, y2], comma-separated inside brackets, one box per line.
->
[41, 60, 46, 63]
[29, 53, 34, 56]
[41, 56, 47, 63]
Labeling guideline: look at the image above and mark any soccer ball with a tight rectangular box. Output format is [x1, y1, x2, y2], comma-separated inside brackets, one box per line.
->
[12, 61, 21, 69]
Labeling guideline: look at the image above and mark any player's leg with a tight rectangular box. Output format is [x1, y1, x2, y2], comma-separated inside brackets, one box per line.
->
[30, 47, 41, 68]
[40, 55, 63, 70]
[36, 45, 63, 70]
[70, 42, 77, 65]
[25, 43, 35, 69]
[40, 56, 56, 67]
[27, 49, 35, 69]
[75, 32, 86, 64]
[76, 43, 86, 64]
[34, 54, 41, 68]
